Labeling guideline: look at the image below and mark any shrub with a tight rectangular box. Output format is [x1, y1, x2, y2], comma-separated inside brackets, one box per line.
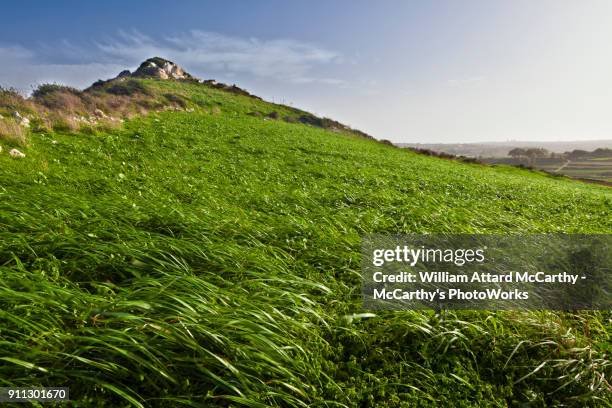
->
[35, 90, 86, 112]
[409, 147, 456, 160]
[458, 156, 482, 164]
[29, 117, 52, 134]
[0, 119, 27, 145]
[298, 114, 324, 127]
[106, 80, 150, 96]
[0, 87, 35, 113]
[50, 115, 79, 133]
[32, 83, 81, 98]
[90, 79, 106, 88]
[96, 118, 122, 133]
[78, 124, 97, 135]
[163, 93, 187, 108]
[0, 87, 24, 104]
[137, 98, 164, 110]
[99, 94, 129, 112]
[516, 163, 536, 170]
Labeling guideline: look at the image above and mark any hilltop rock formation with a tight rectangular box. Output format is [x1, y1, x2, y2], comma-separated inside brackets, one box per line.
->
[88, 57, 197, 90]
[126, 57, 195, 80]
[88, 57, 266, 101]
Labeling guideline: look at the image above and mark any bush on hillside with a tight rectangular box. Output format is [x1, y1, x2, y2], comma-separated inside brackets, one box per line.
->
[409, 147, 457, 159]
[0, 86, 24, 104]
[106, 80, 150, 96]
[32, 83, 81, 98]
[28, 117, 52, 134]
[0, 87, 35, 114]
[50, 115, 79, 133]
[163, 93, 187, 108]
[97, 94, 130, 113]
[33, 88, 88, 112]
[0, 118, 27, 145]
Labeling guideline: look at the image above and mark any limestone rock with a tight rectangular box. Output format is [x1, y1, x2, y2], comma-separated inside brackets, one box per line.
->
[131, 57, 194, 80]
[9, 149, 26, 158]
[13, 111, 30, 127]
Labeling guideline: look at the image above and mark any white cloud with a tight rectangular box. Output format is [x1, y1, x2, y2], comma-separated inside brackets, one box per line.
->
[98, 30, 343, 83]
[0, 45, 34, 60]
[0, 46, 122, 92]
[0, 30, 345, 92]
[0, 45, 117, 92]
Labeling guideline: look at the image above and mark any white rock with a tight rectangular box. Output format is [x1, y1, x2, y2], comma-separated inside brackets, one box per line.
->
[9, 149, 25, 158]
[12, 111, 30, 127]
[0, 145, 3, 152]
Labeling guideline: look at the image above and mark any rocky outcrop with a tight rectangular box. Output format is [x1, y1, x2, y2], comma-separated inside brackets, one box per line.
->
[101, 57, 261, 100]
[88, 58, 196, 90]
[131, 57, 194, 80]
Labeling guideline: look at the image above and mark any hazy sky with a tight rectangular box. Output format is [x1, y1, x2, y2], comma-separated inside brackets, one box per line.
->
[2, 0, 612, 143]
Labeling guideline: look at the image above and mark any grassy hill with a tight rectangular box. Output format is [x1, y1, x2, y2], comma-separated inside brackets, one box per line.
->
[0, 75, 610, 406]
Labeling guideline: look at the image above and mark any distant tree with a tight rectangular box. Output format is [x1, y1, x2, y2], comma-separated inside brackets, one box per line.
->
[567, 149, 589, 160]
[508, 148, 527, 158]
[524, 148, 549, 165]
[592, 148, 612, 158]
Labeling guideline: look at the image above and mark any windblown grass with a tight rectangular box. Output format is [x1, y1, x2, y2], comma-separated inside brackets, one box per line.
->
[0, 79, 610, 406]
[0, 118, 27, 145]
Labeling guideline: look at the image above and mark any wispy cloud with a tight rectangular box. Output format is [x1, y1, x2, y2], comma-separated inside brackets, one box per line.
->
[99, 30, 343, 83]
[0, 30, 345, 92]
[0, 46, 124, 91]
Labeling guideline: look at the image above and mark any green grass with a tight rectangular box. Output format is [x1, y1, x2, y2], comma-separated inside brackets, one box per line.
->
[0, 79, 611, 407]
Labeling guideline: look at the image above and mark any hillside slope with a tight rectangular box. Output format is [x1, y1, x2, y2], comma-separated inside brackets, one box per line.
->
[0, 75, 610, 407]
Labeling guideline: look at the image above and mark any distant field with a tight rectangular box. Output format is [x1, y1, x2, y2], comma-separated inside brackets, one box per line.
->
[399, 140, 612, 157]
[483, 156, 612, 183]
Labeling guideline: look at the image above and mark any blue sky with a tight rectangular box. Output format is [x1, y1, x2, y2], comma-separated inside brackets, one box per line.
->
[2, 1, 612, 142]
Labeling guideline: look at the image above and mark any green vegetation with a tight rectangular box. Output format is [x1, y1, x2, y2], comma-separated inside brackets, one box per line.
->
[0, 78, 610, 406]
